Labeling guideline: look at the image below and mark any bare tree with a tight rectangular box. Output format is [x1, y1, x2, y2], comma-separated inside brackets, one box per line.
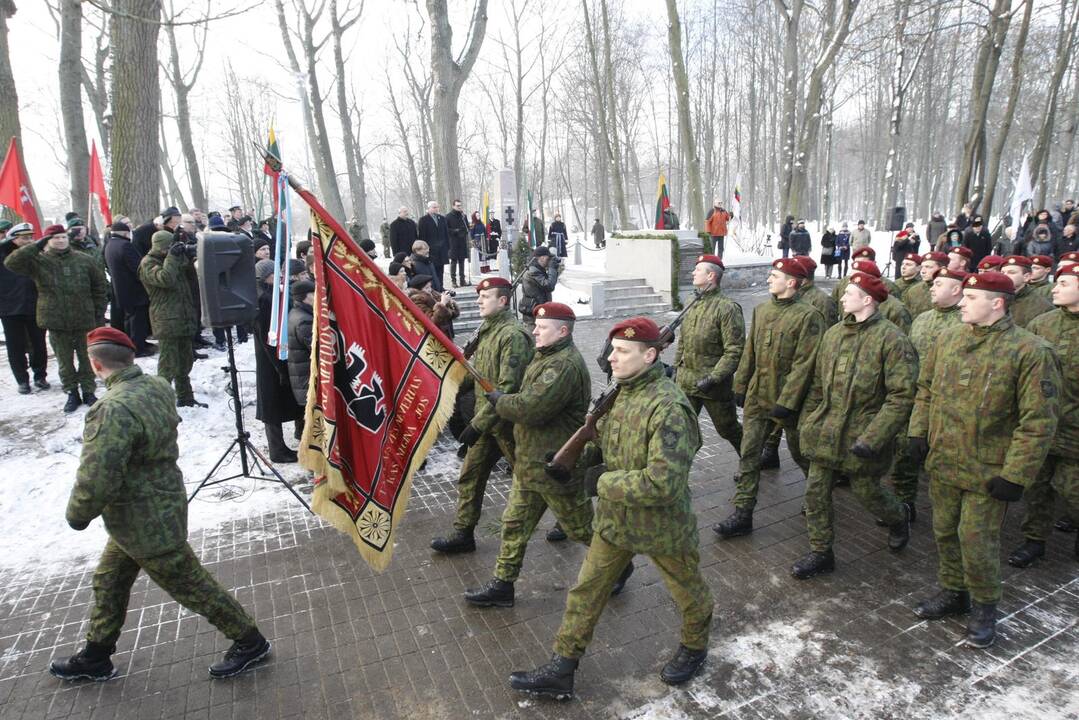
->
[665, 0, 703, 229]
[58, 0, 90, 215]
[329, 0, 368, 231]
[0, 2, 21, 167]
[1030, 0, 1079, 207]
[162, 0, 208, 209]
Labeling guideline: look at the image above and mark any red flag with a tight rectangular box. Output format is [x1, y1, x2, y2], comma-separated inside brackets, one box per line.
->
[296, 185, 469, 571]
[0, 137, 42, 237]
[88, 140, 112, 226]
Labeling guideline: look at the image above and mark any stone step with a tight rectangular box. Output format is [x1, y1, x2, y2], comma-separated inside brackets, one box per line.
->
[605, 301, 670, 317]
[604, 292, 666, 307]
[605, 285, 663, 300]
[604, 278, 648, 289]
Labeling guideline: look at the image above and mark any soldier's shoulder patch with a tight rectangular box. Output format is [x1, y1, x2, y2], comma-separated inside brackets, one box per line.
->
[540, 367, 558, 385]
[83, 407, 104, 442]
[1041, 380, 1057, 399]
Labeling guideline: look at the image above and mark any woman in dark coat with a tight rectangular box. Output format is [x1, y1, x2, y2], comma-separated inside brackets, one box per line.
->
[819, 226, 838, 278]
[469, 212, 488, 258]
[287, 279, 315, 407]
[254, 259, 304, 463]
[409, 241, 440, 290]
[547, 213, 569, 257]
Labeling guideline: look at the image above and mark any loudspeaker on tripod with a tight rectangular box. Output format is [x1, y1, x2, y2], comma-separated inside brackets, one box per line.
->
[197, 233, 258, 328]
[887, 206, 907, 232]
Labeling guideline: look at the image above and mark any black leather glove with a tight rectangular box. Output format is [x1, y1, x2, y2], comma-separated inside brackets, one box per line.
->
[485, 390, 505, 405]
[544, 450, 557, 463]
[169, 241, 186, 257]
[35, 237, 48, 251]
[458, 424, 481, 448]
[771, 404, 793, 419]
[908, 437, 929, 464]
[696, 377, 718, 395]
[584, 463, 607, 497]
[987, 476, 1024, 502]
[734, 393, 746, 408]
[849, 440, 875, 459]
[68, 518, 89, 531]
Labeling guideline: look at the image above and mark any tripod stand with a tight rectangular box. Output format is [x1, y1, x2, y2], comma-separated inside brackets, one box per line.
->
[187, 327, 311, 511]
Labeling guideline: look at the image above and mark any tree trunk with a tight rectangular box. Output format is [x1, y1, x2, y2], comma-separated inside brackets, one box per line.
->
[163, 15, 207, 210]
[1030, 0, 1079, 207]
[665, 0, 703, 230]
[599, 0, 631, 228]
[775, 0, 803, 219]
[59, 0, 89, 215]
[299, 5, 346, 221]
[330, 0, 366, 231]
[110, 0, 161, 222]
[158, 115, 187, 211]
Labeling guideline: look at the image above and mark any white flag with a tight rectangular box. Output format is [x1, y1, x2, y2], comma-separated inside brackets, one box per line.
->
[1010, 155, 1033, 231]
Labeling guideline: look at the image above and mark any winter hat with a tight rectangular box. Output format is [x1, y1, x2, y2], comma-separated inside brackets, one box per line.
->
[964, 271, 1014, 294]
[66, 216, 85, 229]
[360, 238, 378, 258]
[110, 221, 131, 234]
[971, 216, 984, 227]
[0, 219, 11, 234]
[86, 326, 136, 352]
[849, 272, 888, 303]
[946, 229, 963, 244]
[208, 215, 226, 230]
[64, 211, 80, 222]
[160, 206, 181, 222]
[388, 261, 405, 276]
[408, 274, 433, 290]
[534, 302, 576, 321]
[533, 246, 551, 257]
[288, 259, 305, 277]
[291, 279, 315, 299]
[608, 316, 661, 344]
[392, 251, 408, 263]
[255, 259, 276, 282]
[151, 230, 175, 253]
[252, 236, 270, 253]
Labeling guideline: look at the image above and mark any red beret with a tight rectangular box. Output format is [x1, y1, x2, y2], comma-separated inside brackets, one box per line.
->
[964, 271, 1015, 295]
[852, 259, 881, 278]
[476, 277, 512, 292]
[1060, 251, 1079, 264]
[852, 247, 876, 260]
[849, 272, 888, 302]
[608, 316, 661, 343]
[533, 302, 575, 321]
[772, 258, 808, 279]
[1002, 255, 1032, 269]
[903, 253, 923, 264]
[949, 246, 973, 258]
[935, 267, 969, 283]
[1030, 255, 1054, 268]
[1059, 264, 1079, 279]
[923, 251, 949, 264]
[86, 327, 136, 351]
[794, 256, 818, 273]
[40, 224, 66, 239]
[696, 254, 725, 269]
[977, 255, 1004, 271]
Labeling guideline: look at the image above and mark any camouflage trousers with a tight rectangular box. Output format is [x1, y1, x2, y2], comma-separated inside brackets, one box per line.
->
[689, 395, 743, 455]
[49, 330, 95, 394]
[734, 414, 808, 510]
[929, 480, 1007, 604]
[553, 533, 712, 659]
[454, 428, 515, 532]
[494, 483, 593, 582]
[87, 538, 256, 646]
[805, 462, 904, 552]
[1020, 455, 1079, 542]
[889, 436, 921, 504]
[764, 424, 783, 452]
[157, 336, 194, 405]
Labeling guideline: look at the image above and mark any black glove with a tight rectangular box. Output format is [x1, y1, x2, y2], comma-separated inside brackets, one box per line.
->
[696, 377, 718, 395]
[458, 424, 481, 448]
[734, 393, 746, 408]
[169, 241, 186, 257]
[35, 237, 48, 251]
[987, 476, 1024, 502]
[584, 463, 607, 497]
[544, 450, 557, 463]
[485, 390, 505, 405]
[771, 404, 793, 420]
[68, 518, 89, 531]
[849, 440, 875, 459]
[908, 437, 929, 464]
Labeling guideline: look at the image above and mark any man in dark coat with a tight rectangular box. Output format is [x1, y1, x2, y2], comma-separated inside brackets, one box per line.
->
[389, 207, 418, 257]
[519, 246, 560, 323]
[446, 199, 470, 287]
[0, 223, 49, 392]
[789, 220, 812, 257]
[548, 213, 569, 257]
[254, 259, 303, 462]
[104, 222, 154, 356]
[417, 201, 449, 289]
[287, 280, 315, 407]
[962, 216, 993, 269]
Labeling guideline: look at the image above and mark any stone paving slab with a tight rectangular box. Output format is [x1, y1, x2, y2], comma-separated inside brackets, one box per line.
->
[1, 286, 1077, 719]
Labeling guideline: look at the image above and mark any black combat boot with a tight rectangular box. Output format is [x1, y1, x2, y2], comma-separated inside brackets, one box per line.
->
[610, 561, 634, 596]
[546, 523, 567, 542]
[759, 443, 780, 470]
[660, 645, 708, 685]
[34, 376, 50, 389]
[965, 603, 997, 649]
[791, 550, 835, 580]
[464, 578, 514, 608]
[430, 528, 476, 554]
[208, 628, 271, 678]
[1056, 516, 1078, 533]
[913, 589, 971, 620]
[63, 390, 82, 413]
[49, 641, 117, 681]
[17, 381, 30, 395]
[887, 504, 911, 552]
[509, 654, 578, 700]
[1007, 539, 1045, 568]
[82, 390, 98, 407]
[713, 508, 753, 539]
[878, 501, 916, 527]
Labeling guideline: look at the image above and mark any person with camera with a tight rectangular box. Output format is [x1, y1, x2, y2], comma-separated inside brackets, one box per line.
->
[520, 246, 560, 325]
[138, 230, 205, 408]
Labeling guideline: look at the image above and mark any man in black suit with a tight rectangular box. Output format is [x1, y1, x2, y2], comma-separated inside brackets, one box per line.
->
[417, 201, 449, 290]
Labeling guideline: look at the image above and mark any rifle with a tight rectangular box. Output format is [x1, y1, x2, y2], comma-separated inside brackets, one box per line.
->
[461, 265, 530, 359]
[546, 289, 706, 480]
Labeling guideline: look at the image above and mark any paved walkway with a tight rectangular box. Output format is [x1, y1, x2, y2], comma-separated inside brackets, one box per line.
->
[1, 286, 1077, 719]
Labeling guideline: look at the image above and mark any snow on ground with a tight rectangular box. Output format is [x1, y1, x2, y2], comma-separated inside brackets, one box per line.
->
[0, 338, 313, 576]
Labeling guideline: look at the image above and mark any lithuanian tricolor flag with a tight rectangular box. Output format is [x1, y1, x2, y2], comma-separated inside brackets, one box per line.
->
[655, 173, 671, 229]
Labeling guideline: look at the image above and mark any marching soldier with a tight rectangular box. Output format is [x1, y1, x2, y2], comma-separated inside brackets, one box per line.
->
[49, 328, 269, 681]
[1000, 255, 1053, 328]
[842, 259, 912, 333]
[909, 272, 1059, 648]
[431, 276, 534, 553]
[1028, 255, 1054, 299]
[893, 253, 923, 302]
[902, 251, 947, 319]
[792, 271, 916, 578]
[5, 223, 107, 412]
[673, 254, 745, 455]
[833, 247, 899, 302]
[509, 317, 711, 698]
[794, 256, 838, 325]
[716, 259, 824, 538]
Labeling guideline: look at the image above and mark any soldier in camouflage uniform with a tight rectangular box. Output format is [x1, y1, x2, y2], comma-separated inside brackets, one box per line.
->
[1028, 255, 1054, 300]
[510, 317, 711, 699]
[464, 303, 606, 606]
[833, 247, 900, 302]
[673, 254, 745, 455]
[48, 328, 269, 682]
[902, 251, 946, 319]
[1000, 255, 1053, 328]
[716, 259, 824, 538]
[432, 276, 534, 553]
[893, 253, 923, 303]
[1008, 264, 1079, 567]
[909, 271, 1060, 648]
[5, 223, 107, 412]
[947, 245, 973, 273]
[138, 230, 204, 407]
[792, 272, 917, 578]
[976, 255, 1004, 273]
[844, 260, 912, 333]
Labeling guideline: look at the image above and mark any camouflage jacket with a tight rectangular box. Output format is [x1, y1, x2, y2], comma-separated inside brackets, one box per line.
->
[673, 286, 745, 400]
[879, 296, 912, 334]
[592, 362, 701, 555]
[799, 312, 918, 475]
[909, 317, 1060, 492]
[1010, 284, 1053, 328]
[466, 307, 534, 434]
[138, 232, 195, 338]
[4, 243, 107, 331]
[902, 280, 933, 319]
[893, 276, 921, 301]
[909, 303, 962, 361]
[494, 336, 590, 493]
[798, 280, 839, 326]
[1028, 308, 1079, 459]
[733, 295, 824, 418]
[66, 365, 188, 558]
[1029, 279, 1052, 300]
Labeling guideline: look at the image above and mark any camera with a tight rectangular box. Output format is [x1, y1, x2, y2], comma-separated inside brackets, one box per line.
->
[445, 289, 456, 297]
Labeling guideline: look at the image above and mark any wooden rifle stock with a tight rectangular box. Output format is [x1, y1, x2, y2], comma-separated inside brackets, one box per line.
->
[545, 382, 621, 482]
